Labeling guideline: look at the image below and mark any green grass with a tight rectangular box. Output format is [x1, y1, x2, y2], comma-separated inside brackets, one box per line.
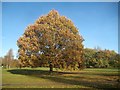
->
[2, 67, 120, 89]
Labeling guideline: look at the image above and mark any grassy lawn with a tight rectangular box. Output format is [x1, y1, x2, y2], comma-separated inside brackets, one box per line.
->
[2, 67, 120, 89]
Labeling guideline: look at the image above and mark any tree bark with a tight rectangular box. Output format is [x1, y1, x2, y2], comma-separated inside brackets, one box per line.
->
[49, 62, 53, 72]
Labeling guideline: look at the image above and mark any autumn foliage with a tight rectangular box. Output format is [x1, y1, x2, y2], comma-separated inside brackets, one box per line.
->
[17, 10, 84, 71]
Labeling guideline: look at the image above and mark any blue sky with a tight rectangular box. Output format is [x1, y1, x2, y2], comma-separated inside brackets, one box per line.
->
[2, 2, 118, 58]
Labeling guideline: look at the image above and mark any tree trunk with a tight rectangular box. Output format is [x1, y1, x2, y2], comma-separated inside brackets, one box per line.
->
[49, 62, 53, 72]
[19, 64, 22, 69]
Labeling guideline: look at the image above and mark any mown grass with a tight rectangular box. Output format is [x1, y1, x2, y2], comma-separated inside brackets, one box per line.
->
[2, 67, 120, 89]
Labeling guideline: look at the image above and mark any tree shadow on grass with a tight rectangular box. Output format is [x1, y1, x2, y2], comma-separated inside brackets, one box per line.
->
[7, 69, 51, 75]
[7, 69, 119, 89]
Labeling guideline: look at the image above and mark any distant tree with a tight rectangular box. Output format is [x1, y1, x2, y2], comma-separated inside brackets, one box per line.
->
[83, 48, 97, 68]
[0, 57, 3, 66]
[109, 54, 120, 68]
[10, 59, 19, 68]
[84, 48, 118, 68]
[17, 10, 84, 71]
[2, 49, 14, 68]
[2, 55, 7, 68]
[7, 49, 14, 68]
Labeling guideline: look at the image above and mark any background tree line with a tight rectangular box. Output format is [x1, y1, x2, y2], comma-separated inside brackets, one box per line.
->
[1, 48, 119, 69]
[84, 48, 120, 68]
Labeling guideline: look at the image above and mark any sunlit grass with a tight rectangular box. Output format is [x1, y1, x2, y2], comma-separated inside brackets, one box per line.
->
[2, 67, 119, 88]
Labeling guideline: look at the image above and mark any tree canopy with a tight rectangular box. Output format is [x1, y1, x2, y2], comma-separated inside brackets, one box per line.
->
[84, 48, 119, 68]
[17, 10, 84, 71]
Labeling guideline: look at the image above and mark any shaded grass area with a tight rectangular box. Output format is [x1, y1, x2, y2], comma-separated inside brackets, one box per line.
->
[2, 68, 120, 89]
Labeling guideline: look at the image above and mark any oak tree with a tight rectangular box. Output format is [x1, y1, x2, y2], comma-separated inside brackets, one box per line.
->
[17, 10, 84, 71]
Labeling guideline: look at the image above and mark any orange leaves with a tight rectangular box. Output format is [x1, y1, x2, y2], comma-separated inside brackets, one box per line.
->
[48, 10, 59, 18]
[17, 9, 84, 69]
